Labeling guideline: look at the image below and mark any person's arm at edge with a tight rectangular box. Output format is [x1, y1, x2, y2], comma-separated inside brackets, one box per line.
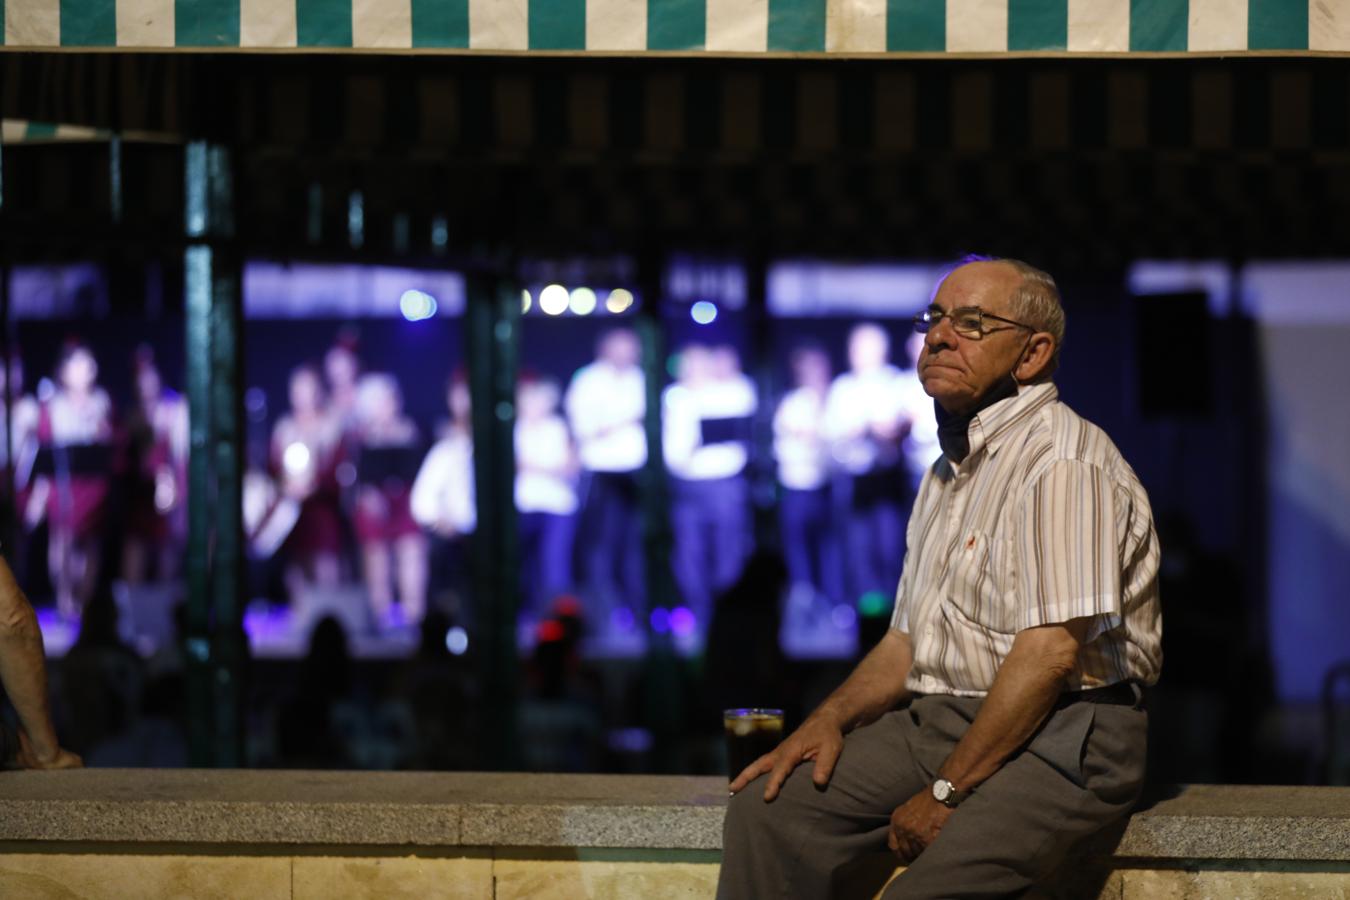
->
[0, 556, 81, 769]
[730, 627, 914, 801]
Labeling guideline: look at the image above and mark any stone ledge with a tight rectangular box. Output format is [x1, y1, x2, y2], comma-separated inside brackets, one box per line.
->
[0, 771, 1346, 863]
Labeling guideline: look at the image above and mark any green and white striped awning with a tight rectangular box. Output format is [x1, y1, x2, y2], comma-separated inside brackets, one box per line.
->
[1, 118, 110, 140]
[0, 0, 1344, 55]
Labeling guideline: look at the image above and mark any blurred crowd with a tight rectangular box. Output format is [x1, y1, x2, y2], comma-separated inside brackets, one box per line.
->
[0, 340, 187, 620]
[1, 319, 941, 653]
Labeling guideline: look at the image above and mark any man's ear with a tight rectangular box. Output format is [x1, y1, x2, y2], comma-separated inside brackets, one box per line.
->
[1016, 332, 1055, 383]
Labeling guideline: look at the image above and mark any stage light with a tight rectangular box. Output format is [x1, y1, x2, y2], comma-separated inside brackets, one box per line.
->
[691, 300, 718, 325]
[521, 290, 533, 313]
[539, 284, 569, 316]
[857, 590, 890, 618]
[399, 289, 438, 321]
[669, 606, 697, 636]
[445, 626, 469, 656]
[569, 286, 598, 316]
[605, 288, 635, 314]
[649, 607, 671, 634]
[282, 441, 311, 476]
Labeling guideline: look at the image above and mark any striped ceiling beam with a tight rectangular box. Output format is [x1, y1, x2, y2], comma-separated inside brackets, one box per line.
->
[0, 0, 1344, 54]
[1, 118, 110, 141]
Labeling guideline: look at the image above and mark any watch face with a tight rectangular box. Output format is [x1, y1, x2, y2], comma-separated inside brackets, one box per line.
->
[933, 780, 952, 802]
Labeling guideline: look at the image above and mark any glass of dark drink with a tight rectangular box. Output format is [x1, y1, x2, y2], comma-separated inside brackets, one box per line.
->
[723, 708, 785, 778]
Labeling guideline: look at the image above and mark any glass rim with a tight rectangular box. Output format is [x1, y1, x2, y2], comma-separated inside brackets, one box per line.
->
[722, 708, 784, 718]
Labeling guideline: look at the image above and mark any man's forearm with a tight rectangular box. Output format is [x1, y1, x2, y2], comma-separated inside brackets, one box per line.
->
[0, 616, 60, 757]
[813, 628, 914, 732]
[936, 621, 1087, 792]
[0, 563, 61, 759]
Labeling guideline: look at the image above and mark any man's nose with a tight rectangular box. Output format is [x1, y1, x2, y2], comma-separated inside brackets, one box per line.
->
[926, 316, 958, 350]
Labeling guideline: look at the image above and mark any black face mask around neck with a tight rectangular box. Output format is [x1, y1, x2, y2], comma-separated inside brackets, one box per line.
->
[934, 373, 1020, 464]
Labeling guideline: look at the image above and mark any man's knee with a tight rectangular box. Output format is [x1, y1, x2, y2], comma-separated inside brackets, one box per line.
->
[724, 777, 776, 838]
[723, 772, 817, 848]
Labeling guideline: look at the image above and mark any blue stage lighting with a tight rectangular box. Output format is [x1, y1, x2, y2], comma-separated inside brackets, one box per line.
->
[690, 300, 718, 325]
[399, 289, 438, 321]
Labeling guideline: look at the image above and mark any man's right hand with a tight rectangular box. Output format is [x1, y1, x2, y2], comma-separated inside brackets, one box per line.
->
[14, 730, 82, 770]
[728, 713, 846, 802]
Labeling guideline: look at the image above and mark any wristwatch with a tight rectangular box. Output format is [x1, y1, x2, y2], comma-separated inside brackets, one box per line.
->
[931, 778, 971, 808]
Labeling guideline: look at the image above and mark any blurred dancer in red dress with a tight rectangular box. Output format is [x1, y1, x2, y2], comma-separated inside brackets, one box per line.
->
[271, 364, 344, 605]
[33, 341, 114, 621]
[120, 346, 189, 584]
[352, 373, 427, 631]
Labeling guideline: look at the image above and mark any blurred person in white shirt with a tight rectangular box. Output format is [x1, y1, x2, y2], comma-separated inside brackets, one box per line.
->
[515, 374, 579, 624]
[664, 344, 757, 631]
[823, 323, 914, 612]
[564, 328, 646, 633]
[773, 344, 842, 622]
[411, 373, 476, 628]
[898, 330, 941, 490]
[0, 355, 41, 578]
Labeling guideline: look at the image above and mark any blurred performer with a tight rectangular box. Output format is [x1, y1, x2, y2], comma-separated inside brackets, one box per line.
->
[411, 373, 476, 627]
[270, 364, 343, 603]
[32, 341, 114, 621]
[0, 355, 41, 532]
[121, 347, 189, 584]
[353, 373, 427, 631]
[823, 323, 913, 610]
[898, 330, 941, 490]
[565, 328, 646, 633]
[773, 344, 841, 618]
[663, 344, 757, 630]
[515, 375, 578, 623]
[323, 332, 363, 438]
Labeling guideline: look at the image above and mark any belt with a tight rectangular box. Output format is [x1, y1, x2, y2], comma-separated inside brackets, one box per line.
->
[1057, 681, 1143, 709]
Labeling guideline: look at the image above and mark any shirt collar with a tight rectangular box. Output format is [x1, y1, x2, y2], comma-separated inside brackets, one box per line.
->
[966, 382, 1058, 460]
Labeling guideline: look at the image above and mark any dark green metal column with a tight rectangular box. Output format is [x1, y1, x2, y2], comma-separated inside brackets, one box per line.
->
[746, 252, 779, 550]
[0, 135, 13, 551]
[184, 141, 245, 767]
[0, 254, 11, 554]
[635, 252, 686, 773]
[465, 269, 520, 769]
[635, 255, 676, 619]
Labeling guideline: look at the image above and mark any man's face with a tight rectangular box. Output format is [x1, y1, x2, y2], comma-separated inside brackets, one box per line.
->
[918, 261, 1029, 415]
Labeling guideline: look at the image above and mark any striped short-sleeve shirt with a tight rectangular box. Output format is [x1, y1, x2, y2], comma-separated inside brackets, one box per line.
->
[892, 382, 1162, 697]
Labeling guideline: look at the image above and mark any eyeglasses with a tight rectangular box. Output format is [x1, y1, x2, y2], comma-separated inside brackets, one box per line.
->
[913, 306, 1035, 339]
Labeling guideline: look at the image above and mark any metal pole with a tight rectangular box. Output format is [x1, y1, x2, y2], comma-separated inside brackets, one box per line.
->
[0, 134, 14, 554]
[465, 268, 520, 770]
[634, 250, 685, 773]
[635, 251, 675, 620]
[745, 251, 778, 550]
[184, 141, 244, 767]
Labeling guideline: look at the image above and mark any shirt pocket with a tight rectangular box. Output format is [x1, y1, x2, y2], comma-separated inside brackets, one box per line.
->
[946, 529, 1016, 634]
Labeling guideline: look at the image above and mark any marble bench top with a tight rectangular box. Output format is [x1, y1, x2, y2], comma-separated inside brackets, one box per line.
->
[0, 771, 1346, 862]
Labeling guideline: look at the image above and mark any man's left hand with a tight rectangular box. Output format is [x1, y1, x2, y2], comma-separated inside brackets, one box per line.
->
[887, 790, 954, 863]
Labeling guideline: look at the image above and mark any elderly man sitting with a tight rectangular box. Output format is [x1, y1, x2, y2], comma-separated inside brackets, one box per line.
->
[718, 257, 1162, 899]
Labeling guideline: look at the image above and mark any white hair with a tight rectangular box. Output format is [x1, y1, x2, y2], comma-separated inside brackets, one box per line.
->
[946, 254, 1066, 374]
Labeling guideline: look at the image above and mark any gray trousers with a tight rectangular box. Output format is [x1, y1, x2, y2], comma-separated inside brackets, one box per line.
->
[717, 693, 1147, 899]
